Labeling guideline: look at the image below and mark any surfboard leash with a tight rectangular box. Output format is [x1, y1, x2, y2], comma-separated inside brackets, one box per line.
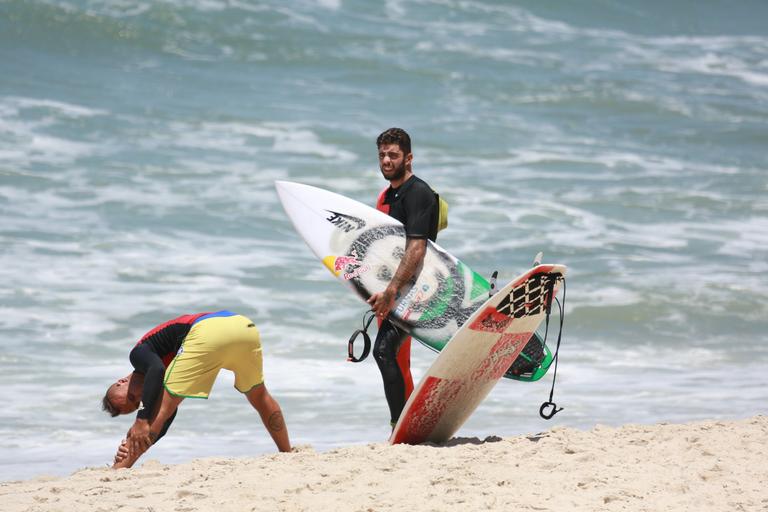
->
[347, 309, 376, 362]
[539, 275, 566, 420]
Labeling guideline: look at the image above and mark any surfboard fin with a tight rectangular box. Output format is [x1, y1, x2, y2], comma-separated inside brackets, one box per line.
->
[488, 270, 498, 297]
[532, 251, 543, 267]
[503, 332, 552, 382]
[504, 272, 565, 383]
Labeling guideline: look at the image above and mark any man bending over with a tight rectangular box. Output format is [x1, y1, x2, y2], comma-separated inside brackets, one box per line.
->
[102, 310, 291, 468]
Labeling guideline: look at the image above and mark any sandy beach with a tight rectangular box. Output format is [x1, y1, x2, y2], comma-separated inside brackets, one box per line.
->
[2, 415, 765, 512]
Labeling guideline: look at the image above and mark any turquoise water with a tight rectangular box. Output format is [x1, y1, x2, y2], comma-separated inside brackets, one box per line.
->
[1, 0, 766, 481]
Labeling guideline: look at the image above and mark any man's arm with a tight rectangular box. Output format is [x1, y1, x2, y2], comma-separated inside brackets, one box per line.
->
[113, 389, 183, 469]
[367, 236, 427, 318]
[111, 410, 177, 466]
[130, 344, 166, 422]
[125, 344, 167, 454]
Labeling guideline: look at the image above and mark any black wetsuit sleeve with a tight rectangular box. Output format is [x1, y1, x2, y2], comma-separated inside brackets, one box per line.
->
[402, 182, 437, 240]
[129, 343, 166, 421]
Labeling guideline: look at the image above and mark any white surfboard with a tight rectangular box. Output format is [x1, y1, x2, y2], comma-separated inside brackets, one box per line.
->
[275, 180, 491, 352]
[390, 263, 567, 445]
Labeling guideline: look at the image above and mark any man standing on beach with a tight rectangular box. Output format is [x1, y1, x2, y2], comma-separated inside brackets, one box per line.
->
[103, 310, 291, 468]
[367, 127, 439, 428]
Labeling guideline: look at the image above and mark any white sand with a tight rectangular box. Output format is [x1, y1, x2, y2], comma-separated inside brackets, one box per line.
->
[2, 416, 766, 512]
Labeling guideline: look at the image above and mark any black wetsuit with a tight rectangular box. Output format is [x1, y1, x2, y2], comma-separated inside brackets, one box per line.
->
[129, 312, 211, 442]
[375, 175, 438, 424]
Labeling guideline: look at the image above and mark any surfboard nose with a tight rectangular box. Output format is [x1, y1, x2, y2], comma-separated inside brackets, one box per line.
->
[275, 180, 318, 206]
[274, 179, 294, 195]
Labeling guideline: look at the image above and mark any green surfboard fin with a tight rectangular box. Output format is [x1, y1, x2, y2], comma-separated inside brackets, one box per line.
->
[503, 332, 553, 382]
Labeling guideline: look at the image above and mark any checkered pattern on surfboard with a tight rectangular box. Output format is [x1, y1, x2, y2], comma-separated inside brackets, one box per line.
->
[496, 272, 557, 319]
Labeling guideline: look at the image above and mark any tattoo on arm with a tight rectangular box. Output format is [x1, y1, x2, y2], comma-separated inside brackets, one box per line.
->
[390, 238, 426, 291]
[149, 431, 158, 443]
[267, 411, 285, 432]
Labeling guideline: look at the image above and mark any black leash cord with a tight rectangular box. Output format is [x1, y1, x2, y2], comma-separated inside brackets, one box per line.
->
[540, 277, 566, 420]
[347, 309, 376, 362]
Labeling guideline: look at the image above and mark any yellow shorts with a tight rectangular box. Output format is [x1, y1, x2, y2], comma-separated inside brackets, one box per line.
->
[164, 314, 264, 398]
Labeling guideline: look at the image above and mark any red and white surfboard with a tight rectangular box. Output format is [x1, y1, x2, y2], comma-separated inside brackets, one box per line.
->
[391, 264, 567, 445]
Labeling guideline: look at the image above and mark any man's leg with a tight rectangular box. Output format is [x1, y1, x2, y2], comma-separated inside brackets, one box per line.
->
[373, 318, 411, 426]
[245, 384, 291, 452]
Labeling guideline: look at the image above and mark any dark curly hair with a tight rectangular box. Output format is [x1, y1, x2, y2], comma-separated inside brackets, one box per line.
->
[376, 127, 411, 155]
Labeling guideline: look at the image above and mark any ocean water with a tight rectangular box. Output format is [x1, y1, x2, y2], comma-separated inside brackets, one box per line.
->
[1, 0, 767, 482]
